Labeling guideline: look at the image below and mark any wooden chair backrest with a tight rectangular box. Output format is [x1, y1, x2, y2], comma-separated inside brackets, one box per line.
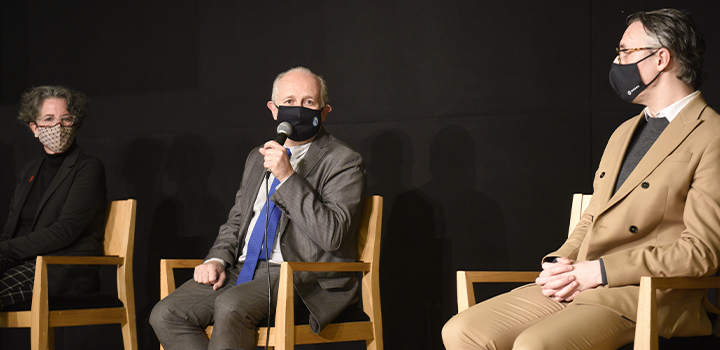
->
[356, 195, 383, 264]
[103, 199, 137, 259]
[568, 193, 592, 237]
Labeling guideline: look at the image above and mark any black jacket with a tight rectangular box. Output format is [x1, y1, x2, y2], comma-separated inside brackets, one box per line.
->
[1, 145, 106, 296]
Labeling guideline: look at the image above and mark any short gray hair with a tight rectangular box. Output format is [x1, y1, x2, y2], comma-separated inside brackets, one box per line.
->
[18, 85, 89, 129]
[271, 66, 328, 107]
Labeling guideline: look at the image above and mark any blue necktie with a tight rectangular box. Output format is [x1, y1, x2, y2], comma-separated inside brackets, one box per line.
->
[236, 177, 282, 284]
[237, 148, 291, 284]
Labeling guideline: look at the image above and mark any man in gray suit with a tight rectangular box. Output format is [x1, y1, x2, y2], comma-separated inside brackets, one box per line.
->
[151, 66, 367, 350]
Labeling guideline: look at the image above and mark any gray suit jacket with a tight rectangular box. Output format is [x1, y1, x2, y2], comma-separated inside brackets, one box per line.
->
[206, 128, 366, 333]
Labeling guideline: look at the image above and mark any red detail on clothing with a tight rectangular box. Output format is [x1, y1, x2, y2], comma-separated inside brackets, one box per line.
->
[29, 175, 34, 182]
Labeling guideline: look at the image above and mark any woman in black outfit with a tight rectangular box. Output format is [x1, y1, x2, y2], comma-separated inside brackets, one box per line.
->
[0, 86, 106, 309]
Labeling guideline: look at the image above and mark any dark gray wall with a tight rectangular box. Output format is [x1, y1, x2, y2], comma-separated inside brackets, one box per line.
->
[1, 1, 719, 349]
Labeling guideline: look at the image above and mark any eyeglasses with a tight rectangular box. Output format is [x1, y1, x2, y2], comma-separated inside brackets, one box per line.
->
[36, 115, 76, 127]
[615, 47, 660, 63]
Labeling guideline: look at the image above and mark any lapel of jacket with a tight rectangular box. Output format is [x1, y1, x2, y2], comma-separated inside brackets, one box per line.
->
[297, 128, 329, 179]
[234, 151, 268, 257]
[35, 146, 81, 223]
[243, 150, 269, 232]
[4, 158, 43, 237]
[602, 94, 706, 213]
[596, 115, 643, 208]
[275, 129, 330, 237]
[246, 153, 267, 209]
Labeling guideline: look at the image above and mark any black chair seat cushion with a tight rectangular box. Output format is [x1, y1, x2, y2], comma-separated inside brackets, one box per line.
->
[254, 301, 369, 328]
[2, 293, 123, 312]
[617, 335, 720, 349]
[617, 314, 719, 349]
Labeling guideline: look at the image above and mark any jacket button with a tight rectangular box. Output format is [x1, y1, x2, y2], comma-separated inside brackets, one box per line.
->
[641, 182, 649, 189]
[600, 172, 605, 178]
[629, 226, 638, 233]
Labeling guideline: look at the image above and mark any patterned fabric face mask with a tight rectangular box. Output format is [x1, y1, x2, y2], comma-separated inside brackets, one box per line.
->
[37, 123, 76, 153]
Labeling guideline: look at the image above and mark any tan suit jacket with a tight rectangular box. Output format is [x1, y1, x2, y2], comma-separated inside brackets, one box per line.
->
[546, 93, 720, 338]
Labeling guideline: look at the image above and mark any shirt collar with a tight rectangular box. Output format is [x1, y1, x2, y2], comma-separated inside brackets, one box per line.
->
[644, 90, 699, 122]
[286, 141, 312, 164]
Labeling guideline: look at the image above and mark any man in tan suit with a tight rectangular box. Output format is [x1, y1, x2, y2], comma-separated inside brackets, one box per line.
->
[443, 9, 720, 350]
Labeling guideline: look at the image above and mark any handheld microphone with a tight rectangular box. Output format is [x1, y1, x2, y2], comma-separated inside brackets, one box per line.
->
[275, 121, 293, 145]
[263, 122, 294, 350]
[266, 122, 294, 176]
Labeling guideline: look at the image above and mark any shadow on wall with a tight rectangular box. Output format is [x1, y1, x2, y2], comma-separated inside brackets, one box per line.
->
[121, 133, 226, 350]
[151, 132, 225, 259]
[381, 125, 509, 350]
[151, 133, 226, 343]
[365, 129, 413, 238]
[119, 136, 167, 350]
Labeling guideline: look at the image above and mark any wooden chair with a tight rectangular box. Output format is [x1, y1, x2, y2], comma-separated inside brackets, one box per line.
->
[160, 195, 384, 350]
[0, 199, 138, 350]
[456, 193, 720, 350]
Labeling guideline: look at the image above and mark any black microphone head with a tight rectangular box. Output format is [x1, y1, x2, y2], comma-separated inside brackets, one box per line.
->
[275, 121, 294, 145]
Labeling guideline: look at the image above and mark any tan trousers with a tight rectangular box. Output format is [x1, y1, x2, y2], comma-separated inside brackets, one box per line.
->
[442, 284, 635, 350]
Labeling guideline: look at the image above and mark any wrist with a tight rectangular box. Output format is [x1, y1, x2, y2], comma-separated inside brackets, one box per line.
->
[276, 170, 294, 183]
[206, 260, 225, 271]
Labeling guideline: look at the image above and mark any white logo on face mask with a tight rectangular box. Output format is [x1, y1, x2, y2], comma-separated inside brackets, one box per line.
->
[313, 117, 319, 127]
[627, 85, 641, 95]
[37, 123, 76, 153]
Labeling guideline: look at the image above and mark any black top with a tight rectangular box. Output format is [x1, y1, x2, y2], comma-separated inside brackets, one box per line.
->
[13, 142, 77, 239]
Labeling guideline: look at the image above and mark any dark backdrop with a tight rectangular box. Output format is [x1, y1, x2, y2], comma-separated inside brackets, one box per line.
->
[1, 1, 719, 349]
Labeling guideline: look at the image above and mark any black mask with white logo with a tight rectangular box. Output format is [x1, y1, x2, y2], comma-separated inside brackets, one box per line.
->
[609, 51, 662, 103]
[276, 105, 322, 141]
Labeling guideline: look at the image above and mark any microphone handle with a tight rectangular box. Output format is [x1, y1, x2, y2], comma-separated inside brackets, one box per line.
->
[275, 132, 288, 145]
[266, 133, 289, 176]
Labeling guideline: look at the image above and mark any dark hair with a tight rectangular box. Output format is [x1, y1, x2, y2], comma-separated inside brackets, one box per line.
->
[627, 9, 705, 89]
[18, 86, 89, 129]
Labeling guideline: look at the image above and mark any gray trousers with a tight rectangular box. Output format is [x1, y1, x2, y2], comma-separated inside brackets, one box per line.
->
[150, 261, 280, 350]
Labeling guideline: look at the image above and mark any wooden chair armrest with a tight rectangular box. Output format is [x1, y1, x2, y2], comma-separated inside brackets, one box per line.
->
[460, 271, 540, 283]
[39, 255, 124, 265]
[635, 276, 720, 350]
[284, 261, 370, 272]
[457, 271, 539, 313]
[160, 259, 204, 298]
[638, 276, 720, 290]
[161, 259, 205, 269]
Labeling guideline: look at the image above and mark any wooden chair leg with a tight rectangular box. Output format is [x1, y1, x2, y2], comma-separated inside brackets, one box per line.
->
[121, 317, 138, 350]
[634, 276, 659, 350]
[275, 263, 295, 350]
[31, 257, 50, 350]
[363, 269, 383, 350]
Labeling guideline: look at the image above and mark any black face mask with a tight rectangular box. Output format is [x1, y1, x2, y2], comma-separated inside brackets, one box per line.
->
[276, 105, 323, 141]
[609, 51, 662, 103]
